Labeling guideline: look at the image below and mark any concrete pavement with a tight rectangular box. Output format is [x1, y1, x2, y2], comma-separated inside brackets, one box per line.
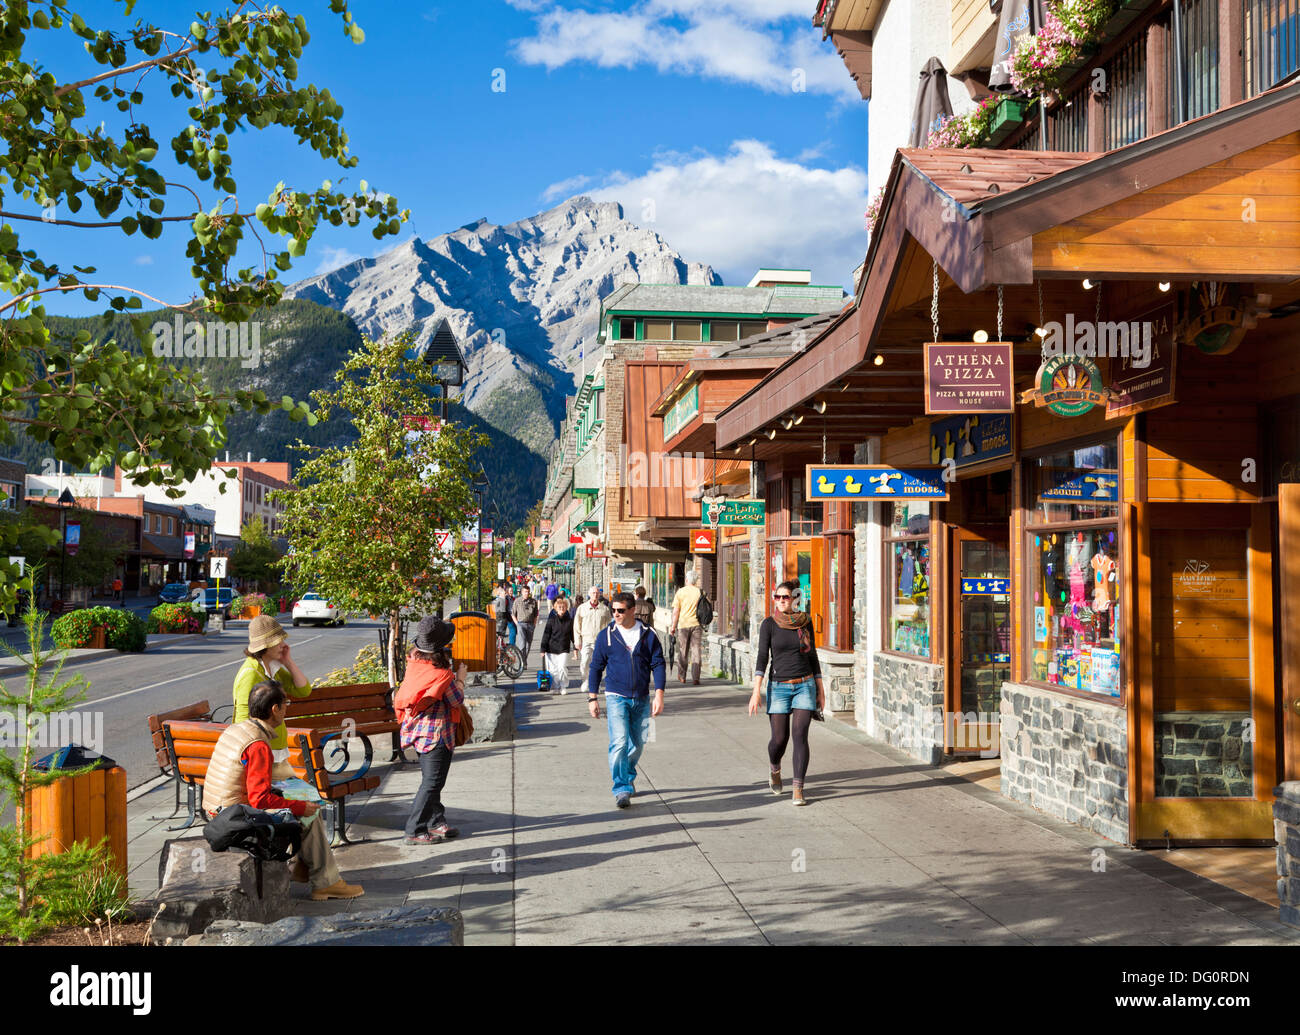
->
[122, 657, 1300, 945]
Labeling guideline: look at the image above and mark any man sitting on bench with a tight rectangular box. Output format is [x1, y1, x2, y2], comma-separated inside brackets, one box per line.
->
[203, 681, 364, 902]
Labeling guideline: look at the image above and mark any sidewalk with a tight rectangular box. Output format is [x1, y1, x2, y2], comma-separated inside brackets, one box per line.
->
[124, 665, 1300, 945]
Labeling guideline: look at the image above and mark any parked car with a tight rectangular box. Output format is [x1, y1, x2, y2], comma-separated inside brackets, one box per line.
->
[158, 582, 190, 606]
[192, 587, 234, 619]
[291, 592, 343, 627]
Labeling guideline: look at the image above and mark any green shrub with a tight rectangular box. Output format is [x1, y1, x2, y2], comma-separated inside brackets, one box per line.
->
[49, 607, 146, 652]
[228, 594, 245, 617]
[148, 603, 208, 634]
[313, 642, 387, 687]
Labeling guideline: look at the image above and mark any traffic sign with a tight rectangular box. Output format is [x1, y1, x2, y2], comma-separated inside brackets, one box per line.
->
[690, 529, 716, 553]
[435, 529, 454, 554]
[210, 556, 228, 579]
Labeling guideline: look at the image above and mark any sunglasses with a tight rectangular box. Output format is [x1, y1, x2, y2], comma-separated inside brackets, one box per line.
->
[773, 593, 798, 600]
[612, 607, 628, 614]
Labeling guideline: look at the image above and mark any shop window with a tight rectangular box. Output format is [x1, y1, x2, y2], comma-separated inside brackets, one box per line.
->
[0, 481, 17, 510]
[674, 319, 702, 342]
[826, 537, 840, 648]
[736, 557, 751, 640]
[1244, 0, 1299, 96]
[884, 502, 932, 657]
[710, 321, 739, 343]
[643, 319, 673, 341]
[1026, 441, 1121, 697]
[1104, 31, 1146, 148]
[788, 480, 823, 537]
[618, 318, 636, 340]
[719, 552, 734, 636]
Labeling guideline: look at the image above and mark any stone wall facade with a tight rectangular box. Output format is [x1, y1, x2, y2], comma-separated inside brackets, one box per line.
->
[1155, 711, 1253, 798]
[851, 438, 879, 734]
[1000, 682, 1128, 844]
[1273, 782, 1300, 929]
[870, 652, 946, 765]
[706, 632, 757, 686]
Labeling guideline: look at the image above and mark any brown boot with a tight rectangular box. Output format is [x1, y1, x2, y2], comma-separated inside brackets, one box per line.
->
[311, 880, 365, 901]
[792, 786, 807, 807]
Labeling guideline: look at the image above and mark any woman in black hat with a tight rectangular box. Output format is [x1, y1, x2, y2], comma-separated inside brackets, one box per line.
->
[393, 616, 467, 844]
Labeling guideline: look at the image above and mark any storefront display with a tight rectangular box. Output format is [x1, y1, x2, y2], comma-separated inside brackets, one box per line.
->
[884, 502, 931, 657]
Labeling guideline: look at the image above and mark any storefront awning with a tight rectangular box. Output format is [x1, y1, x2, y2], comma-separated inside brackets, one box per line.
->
[548, 543, 578, 563]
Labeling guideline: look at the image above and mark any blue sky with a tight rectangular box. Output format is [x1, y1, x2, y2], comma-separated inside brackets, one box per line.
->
[21, 1, 870, 316]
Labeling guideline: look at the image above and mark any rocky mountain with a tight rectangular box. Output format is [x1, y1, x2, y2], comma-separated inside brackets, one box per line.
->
[284, 195, 721, 454]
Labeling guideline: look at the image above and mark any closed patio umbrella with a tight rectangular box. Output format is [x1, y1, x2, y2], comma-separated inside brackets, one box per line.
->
[909, 57, 955, 147]
[988, 0, 1044, 91]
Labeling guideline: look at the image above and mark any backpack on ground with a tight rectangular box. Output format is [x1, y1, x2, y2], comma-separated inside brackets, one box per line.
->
[696, 594, 713, 628]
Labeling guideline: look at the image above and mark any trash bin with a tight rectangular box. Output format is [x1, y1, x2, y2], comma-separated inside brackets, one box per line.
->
[449, 611, 495, 673]
[25, 748, 128, 883]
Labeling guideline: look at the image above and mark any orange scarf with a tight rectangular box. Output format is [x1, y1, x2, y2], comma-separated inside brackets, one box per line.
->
[394, 658, 454, 723]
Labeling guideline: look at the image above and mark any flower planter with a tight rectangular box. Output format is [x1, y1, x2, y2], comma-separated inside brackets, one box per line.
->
[987, 97, 1035, 145]
[244, 605, 262, 619]
[87, 626, 107, 650]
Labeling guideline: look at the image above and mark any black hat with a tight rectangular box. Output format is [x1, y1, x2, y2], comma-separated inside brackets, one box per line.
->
[412, 616, 455, 652]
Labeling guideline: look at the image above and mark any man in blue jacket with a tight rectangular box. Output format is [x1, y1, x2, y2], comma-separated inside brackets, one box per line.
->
[587, 590, 666, 809]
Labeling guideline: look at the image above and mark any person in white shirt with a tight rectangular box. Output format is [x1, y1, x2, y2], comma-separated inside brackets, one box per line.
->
[574, 584, 612, 686]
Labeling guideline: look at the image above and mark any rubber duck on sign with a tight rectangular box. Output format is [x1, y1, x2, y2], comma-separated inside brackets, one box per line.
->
[843, 475, 863, 494]
[817, 474, 835, 495]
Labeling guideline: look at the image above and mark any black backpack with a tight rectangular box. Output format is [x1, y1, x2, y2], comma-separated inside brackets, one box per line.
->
[697, 594, 714, 628]
[204, 803, 304, 862]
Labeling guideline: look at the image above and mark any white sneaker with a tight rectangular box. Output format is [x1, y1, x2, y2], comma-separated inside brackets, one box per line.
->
[560, 687, 568, 695]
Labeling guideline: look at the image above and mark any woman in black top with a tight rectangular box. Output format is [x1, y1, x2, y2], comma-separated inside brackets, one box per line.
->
[748, 580, 824, 805]
[538, 595, 575, 692]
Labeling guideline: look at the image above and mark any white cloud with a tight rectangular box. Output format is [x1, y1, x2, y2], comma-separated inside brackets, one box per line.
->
[587, 140, 867, 289]
[133, 255, 154, 266]
[511, 3, 855, 99]
[313, 245, 364, 275]
[541, 173, 596, 203]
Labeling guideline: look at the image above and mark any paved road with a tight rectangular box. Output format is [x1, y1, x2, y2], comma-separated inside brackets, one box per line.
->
[2, 619, 383, 790]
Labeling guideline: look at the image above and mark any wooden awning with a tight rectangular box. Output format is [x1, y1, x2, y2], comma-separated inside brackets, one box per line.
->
[716, 79, 1300, 450]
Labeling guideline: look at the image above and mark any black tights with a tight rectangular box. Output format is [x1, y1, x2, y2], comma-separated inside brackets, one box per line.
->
[768, 710, 813, 785]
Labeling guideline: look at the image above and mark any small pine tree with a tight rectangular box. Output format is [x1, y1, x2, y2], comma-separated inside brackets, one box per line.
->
[0, 572, 110, 943]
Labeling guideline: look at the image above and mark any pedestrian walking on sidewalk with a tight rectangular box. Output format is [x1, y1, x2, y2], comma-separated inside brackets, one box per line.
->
[668, 570, 703, 684]
[112, 576, 122, 603]
[748, 580, 824, 806]
[233, 616, 313, 782]
[394, 617, 466, 845]
[539, 594, 574, 692]
[574, 585, 612, 687]
[512, 585, 540, 665]
[587, 591, 666, 809]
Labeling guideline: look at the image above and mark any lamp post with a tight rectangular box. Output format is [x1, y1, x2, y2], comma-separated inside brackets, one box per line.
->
[57, 486, 75, 606]
[417, 318, 466, 422]
[472, 470, 489, 611]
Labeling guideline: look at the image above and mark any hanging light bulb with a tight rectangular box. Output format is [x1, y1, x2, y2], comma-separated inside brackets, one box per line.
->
[781, 417, 794, 430]
[872, 353, 885, 366]
[1082, 278, 1096, 290]
[792, 413, 805, 425]
[837, 379, 850, 392]
[766, 427, 777, 439]
[973, 330, 989, 343]
[1035, 326, 1048, 338]
[1158, 281, 1171, 292]
[812, 399, 828, 414]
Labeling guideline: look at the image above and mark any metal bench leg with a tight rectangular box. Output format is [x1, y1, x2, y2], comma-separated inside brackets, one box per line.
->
[167, 782, 204, 831]
[328, 798, 365, 847]
[150, 769, 184, 821]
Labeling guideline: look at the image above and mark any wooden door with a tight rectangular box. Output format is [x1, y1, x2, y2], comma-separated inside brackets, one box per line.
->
[1282, 484, 1300, 781]
[947, 527, 1009, 756]
[1136, 509, 1275, 841]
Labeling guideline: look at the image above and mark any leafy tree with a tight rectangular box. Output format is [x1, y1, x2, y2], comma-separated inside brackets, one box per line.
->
[0, 0, 408, 615]
[59, 510, 129, 593]
[228, 517, 281, 592]
[277, 334, 489, 687]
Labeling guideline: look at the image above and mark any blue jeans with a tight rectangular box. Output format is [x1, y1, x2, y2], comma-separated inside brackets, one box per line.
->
[507, 619, 517, 646]
[605, 693, 652, 798]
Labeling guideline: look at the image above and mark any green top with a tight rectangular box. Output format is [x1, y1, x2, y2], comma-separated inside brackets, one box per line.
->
[232, 656, 312, 750]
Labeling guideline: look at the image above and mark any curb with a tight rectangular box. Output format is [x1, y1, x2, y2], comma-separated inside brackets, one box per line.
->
[0, 633, 216, 678]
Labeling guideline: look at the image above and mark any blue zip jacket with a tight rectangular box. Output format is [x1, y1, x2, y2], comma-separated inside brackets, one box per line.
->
[587, 621, 666, 698]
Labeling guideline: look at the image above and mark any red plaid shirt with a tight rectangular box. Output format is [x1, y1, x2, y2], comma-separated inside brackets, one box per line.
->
[399, 677, 465, 753]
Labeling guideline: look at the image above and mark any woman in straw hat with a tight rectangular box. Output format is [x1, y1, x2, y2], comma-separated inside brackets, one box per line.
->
[233, 615, 314, 781]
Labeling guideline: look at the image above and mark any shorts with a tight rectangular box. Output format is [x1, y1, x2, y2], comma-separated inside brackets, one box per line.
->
[766, 675, 817, 714]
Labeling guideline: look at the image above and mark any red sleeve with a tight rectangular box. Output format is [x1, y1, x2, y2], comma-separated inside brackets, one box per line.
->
[242, 742, 306, 817]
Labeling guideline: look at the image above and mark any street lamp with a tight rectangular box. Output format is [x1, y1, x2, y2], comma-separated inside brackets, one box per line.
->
[418, 318, 466, 421]
[472, 469, 489, 611]
[57, 486, 75, 606]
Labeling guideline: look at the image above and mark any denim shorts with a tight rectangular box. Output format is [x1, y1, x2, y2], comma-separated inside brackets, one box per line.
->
[766, 675, 817, 714]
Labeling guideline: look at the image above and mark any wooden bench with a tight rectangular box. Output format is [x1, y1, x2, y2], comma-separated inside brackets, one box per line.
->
[161, 717, 382, 845]
[146, 700, 213, 823]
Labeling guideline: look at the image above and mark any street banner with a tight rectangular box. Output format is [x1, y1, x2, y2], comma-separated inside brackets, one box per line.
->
[402, 415, 438, 432]
[569, 532, 583, 544]
[65, 522, 80, 556]
[924, 341, 1015, 414]
[700, 499, 765, 527]
[540, 518, 553, 534]
[497, 561, 505, 579]
[690, 529, 716, 553]
[184, 532, 196, 558]
[806, 465, 949, 501]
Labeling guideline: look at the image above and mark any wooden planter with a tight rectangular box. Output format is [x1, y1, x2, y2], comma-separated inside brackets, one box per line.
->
[87, 626, 107, 650]
[244, 605, 262, 619]
[24, 766, 129, 884]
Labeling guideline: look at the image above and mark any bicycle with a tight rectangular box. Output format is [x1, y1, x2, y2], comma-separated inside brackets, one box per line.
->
[493, 629, 525, 684]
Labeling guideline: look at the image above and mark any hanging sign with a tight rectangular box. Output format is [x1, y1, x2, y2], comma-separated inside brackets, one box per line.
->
[923, 342, 1015, 414]
[569, 532, 583, 544]
[701, 499, 765, 526]
[690, 529, 716, 554]
[481, 529, 493, 555]
[929, 413, 1013, 468]
[1179, 283, 1268, 356]
[1022, 355, 1110, 416]
[1040, 471, 1119, 502]
[1106, 301, 1178, 418]
[65, 522, 81, 557]
[806, 465, 949, 501]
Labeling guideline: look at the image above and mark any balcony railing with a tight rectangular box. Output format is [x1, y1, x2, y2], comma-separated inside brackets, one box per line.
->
[1244, 0, 1300, 95]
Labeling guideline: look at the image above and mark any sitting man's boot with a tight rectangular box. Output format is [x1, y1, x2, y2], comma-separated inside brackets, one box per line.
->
[311, 880, 365, 901]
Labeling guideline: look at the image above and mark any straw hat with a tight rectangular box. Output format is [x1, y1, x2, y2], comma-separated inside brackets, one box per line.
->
[248, 615, 288, 653]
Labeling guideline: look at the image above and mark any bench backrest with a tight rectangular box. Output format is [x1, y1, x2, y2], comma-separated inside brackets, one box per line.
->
[287, 682, 392, 728]
[148, 701, 212, 771]
[161, 719, 227, 785]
